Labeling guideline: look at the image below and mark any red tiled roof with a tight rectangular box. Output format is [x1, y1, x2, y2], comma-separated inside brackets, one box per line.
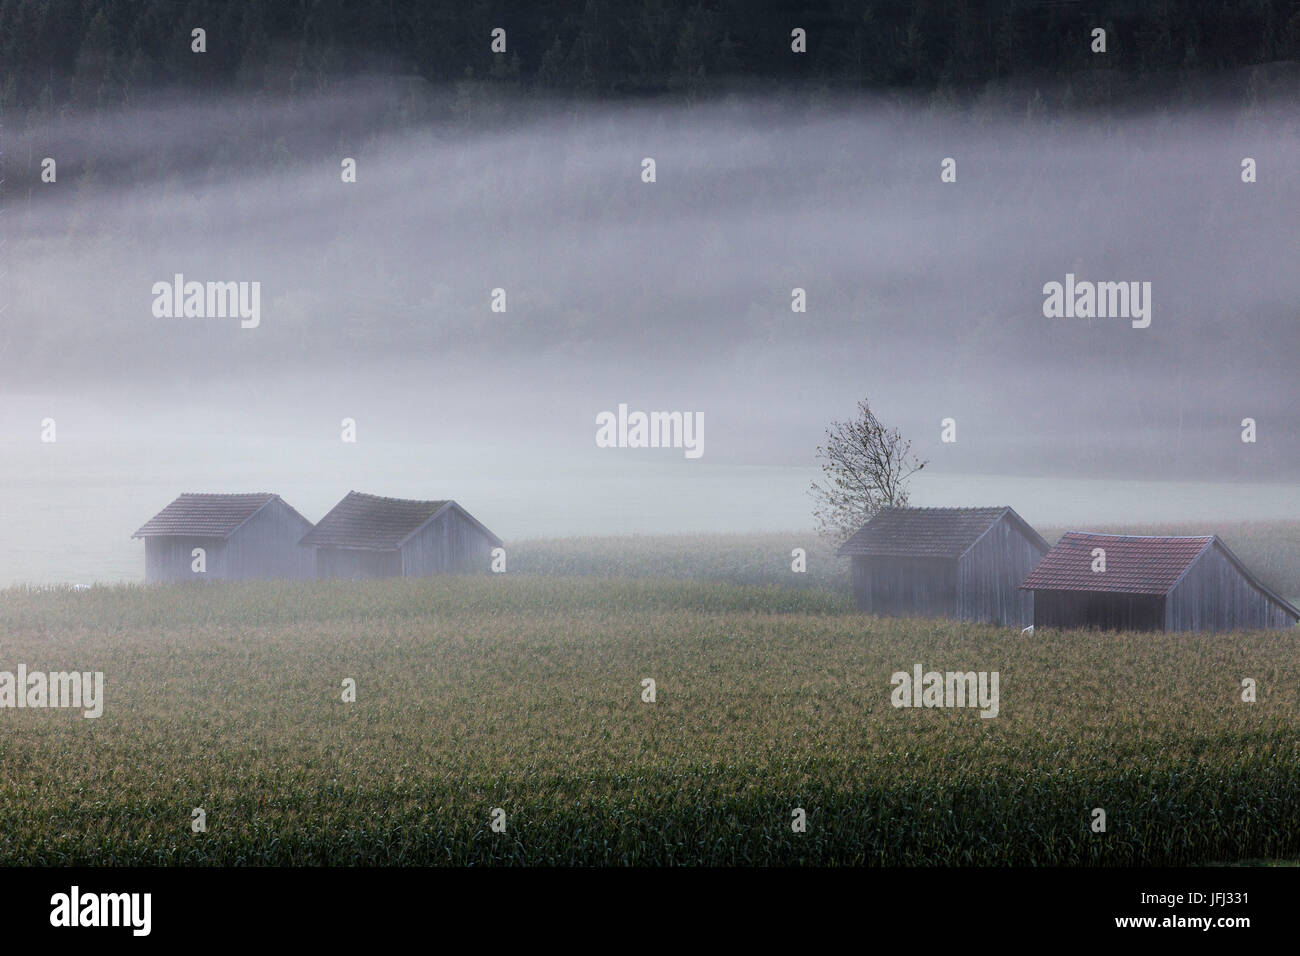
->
[836, 506, 1047, 558]
[132, 493, 280, 538]
[1020, 532, 1213, 595]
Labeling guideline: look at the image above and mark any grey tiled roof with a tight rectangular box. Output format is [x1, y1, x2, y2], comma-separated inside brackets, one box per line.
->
[132, 493, 280, 538]
[836, 506, 1045, 558]
[300, 491, 448, 550]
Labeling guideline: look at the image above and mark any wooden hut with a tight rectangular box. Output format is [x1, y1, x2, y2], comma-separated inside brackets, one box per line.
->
[132, 492, 315, 583]
[836, 506, 1049, 626]
[1020, 532, 1299, 632]
[300, 491, 501, 579]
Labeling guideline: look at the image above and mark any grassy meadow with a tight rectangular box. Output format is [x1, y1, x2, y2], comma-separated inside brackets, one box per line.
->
[2, 525, 1299, 865]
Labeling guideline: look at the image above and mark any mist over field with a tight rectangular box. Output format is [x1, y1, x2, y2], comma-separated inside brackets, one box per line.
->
[2, 73, 1298, 583]
[5, 0, 1300, 904]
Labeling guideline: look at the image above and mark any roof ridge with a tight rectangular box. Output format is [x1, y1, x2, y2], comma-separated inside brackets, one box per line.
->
[1062, 530, 1215, 540]
[346, 490, 446, 506]
[879, 505, 1010, 511]
[178, 491, 276, 498]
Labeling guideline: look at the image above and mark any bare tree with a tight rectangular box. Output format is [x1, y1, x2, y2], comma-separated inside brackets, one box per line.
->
[810, 399, 927, 541]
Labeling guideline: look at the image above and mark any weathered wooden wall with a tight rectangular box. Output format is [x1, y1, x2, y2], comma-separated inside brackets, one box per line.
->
[402, 506, 496, 575]
[1166, 543, 1298, 631]
[1032, 590, 1166, 631]
[958, 519, 1044, 626]
[223, 500, 315, 580]
[142, 500, 314, 583]
[849, 515, 1045, 625]
[144, 535, 226, 583]
[851, 555, 958, 618]
[315, 547, 402, 579]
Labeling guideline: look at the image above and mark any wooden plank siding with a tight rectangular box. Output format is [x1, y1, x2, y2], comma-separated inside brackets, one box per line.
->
[401, 506, 496, 575]
[841, 508, 1049, 626]
[850, 556, 958, 618]
[1166, 542, 1298, 631]
[223, 500, 315, 580]
[1032, 590, 1166, 631]
[142, 500, 314, 583]
[144, 535, 227, 583]
[315, 547, 401, 580]
[958, 519, 1042, 626]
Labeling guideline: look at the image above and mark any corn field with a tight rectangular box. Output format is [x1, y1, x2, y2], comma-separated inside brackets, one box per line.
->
[2, 573, 1297, 865]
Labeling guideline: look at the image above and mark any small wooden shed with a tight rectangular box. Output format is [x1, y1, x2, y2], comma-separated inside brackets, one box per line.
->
[1020, 532, 1300, 632]
[300, 491, 501, 579]
[132, 492, 316, 583]
[836, 506, 1049, 626]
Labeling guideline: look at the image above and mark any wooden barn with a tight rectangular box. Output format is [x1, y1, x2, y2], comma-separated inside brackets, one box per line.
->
[1020, 532, 1300, 632]
[836, 506, 1049, 626]
[132, 492, 316, 583]
[300, 491, 501, 579]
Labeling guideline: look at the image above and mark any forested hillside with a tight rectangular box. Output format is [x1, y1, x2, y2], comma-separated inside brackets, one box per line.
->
[2, 0, 1298, 114]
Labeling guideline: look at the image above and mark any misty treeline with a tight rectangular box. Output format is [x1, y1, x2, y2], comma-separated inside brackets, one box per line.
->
[4, 2, 1298, 195]
[2, 0, 1298, 118]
